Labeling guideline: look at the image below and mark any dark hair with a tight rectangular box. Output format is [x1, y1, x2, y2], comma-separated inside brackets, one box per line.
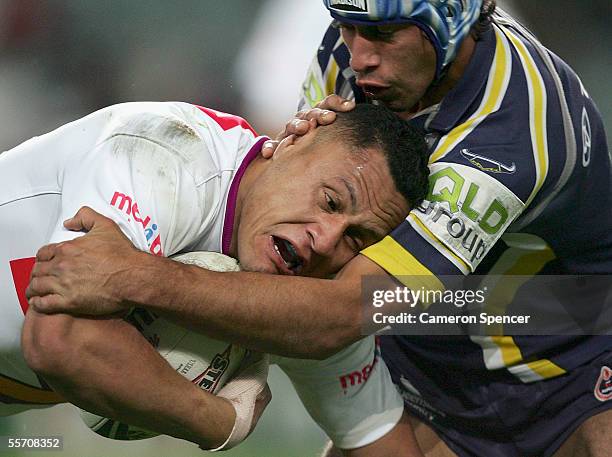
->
[471, 0, 497, 40]
[316, 104, 430, 209]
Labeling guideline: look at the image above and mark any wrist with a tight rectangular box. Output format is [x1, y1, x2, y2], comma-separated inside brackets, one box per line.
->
[198, 397, 236, 450]
[116, 250, 162, 308]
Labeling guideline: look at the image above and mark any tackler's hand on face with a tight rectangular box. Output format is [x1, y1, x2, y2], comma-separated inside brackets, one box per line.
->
[260, 95, 356, 159]
[26, 206, 139, 316]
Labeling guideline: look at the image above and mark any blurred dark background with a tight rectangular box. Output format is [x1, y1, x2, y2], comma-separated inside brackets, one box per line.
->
[0, 0, 609, 150]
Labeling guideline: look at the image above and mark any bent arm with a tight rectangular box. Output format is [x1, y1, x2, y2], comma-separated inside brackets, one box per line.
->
[118, 252, 388, 359]
[28, 208, 399, 358]
[21, 309, 235, 449]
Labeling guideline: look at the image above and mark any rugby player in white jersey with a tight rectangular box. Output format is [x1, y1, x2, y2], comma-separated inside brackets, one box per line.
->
[0, 101, 429, 453]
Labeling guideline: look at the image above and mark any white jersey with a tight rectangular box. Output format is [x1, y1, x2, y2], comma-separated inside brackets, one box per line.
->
[0, 102, 402, 448]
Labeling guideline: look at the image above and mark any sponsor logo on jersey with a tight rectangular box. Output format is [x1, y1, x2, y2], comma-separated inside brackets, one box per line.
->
[581, 107, 592, 167]
[414, 163, 523, 270]
[460, 149, 516, 174]
[329, 0, 369, 14]
[192, 346, 232, 393]
[417, 199, 489, 264]
[110, 191, 162, 256]
[339, 356, 377, 391]
[594, 366, 612, 402]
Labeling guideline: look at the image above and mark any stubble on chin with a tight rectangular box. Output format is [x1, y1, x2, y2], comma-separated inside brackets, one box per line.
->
[236, 260, 274, 275]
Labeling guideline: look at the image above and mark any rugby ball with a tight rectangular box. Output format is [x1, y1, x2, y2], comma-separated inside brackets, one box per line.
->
[80, 252, 247, 440]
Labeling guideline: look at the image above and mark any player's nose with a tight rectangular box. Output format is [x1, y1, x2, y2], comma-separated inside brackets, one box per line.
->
[307, 215, 348, 258]
[347, 34, 381, 73]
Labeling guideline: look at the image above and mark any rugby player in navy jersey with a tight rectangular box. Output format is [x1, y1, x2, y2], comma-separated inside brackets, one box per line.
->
[28, 1, 611, 455]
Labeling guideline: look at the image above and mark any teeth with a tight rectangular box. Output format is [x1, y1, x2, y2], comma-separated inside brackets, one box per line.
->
[273, 240, 290, 267]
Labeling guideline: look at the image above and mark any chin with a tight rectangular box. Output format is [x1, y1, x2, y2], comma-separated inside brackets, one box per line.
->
[239, 259, 275, 275]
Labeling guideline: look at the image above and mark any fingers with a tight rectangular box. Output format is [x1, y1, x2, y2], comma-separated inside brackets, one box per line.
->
[277, 134, 296, 152]
[26, 273, 61, 300]
[268, 96, 354, 157]
[301, 108, 337, 125]
[279, 110, 334, 139]
[261, 140, 279, 159]
[27, 293, 65, 313]
[316, 94, 355, 112]
[29, 256, 55, 282]
[275, 118, 311, 141]
[63, 206, 111, 232]
[35, 242, 61, 262]
[275, 98, 353, 143]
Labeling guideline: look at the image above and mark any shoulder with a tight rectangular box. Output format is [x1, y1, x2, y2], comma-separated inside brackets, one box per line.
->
[98, 102, 260, 182]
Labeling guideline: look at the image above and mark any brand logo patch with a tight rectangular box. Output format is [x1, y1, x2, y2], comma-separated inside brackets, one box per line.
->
[594, 366, 612, 402]
[412, 163, 524, 271]
[110, 191, 162, 256]
[460, 149, 516, 174]
[338, 357, 377, 391]
[581, 108, 592, 167]
[329, 0, 369, 14]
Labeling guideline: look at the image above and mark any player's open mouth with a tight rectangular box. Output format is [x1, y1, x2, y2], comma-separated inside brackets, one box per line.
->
[272, 235, 304, 274]
[356, 80, 390, 99]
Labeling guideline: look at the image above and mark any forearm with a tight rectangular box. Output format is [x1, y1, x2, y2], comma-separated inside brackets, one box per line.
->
[125, 252, 365, 358]
[22, 310, 234, 449]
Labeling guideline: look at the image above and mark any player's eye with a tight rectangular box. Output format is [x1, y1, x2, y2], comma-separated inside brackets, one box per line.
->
[368, 25, 398, 41]
[375, 25, 395, 36]
[325, 192, 339, 212]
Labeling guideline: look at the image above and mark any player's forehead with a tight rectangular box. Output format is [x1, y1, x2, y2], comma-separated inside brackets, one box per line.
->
[316, 145, 389, 188]
[320, 148, 405, 224]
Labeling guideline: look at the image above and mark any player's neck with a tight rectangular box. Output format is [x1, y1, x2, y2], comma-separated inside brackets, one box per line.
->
[228, 155, 267, 257]
[419, 35, 477, 110]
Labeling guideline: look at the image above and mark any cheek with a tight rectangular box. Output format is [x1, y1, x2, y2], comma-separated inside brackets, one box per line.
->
[236, 231, 267, 271]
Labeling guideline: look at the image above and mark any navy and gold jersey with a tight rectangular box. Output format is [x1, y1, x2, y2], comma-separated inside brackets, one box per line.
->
[300, 12, 611, 384]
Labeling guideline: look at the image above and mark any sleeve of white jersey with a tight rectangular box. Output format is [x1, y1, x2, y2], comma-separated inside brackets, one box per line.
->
[273, 336, 404, 449]
[47, 103, 218, 256]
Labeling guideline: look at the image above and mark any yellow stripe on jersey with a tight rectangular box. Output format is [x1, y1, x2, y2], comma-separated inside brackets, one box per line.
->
[325, 59, 339, 98]
[502, 27, 549, 206]
[474, 242, 565, 382]
[429, 25, 512, 164]
[482, 247, 555, 319]
[525, 358, 567, 379]
[0, 374, 63, 404]
[362, 236, 444, 305]
[489, 336, 523, 366]
[475, 335, 566, 383]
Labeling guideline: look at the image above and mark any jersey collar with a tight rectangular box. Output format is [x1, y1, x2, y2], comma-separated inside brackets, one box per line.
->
[222, 137, 269, 255]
